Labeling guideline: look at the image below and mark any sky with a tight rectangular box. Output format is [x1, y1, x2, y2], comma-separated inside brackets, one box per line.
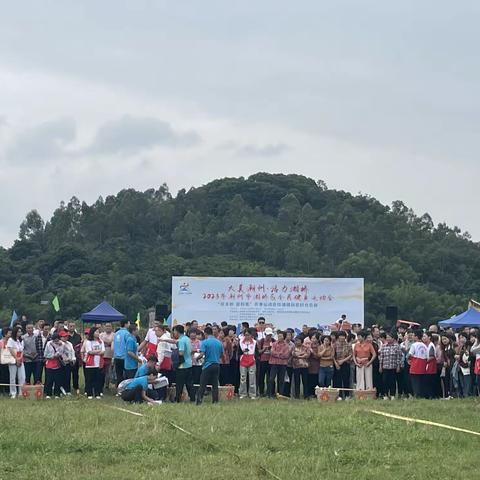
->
[1, 1, 479, 247]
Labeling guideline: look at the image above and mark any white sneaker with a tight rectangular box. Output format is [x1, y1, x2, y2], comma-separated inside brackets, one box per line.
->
[95, 396, 101, 400]
[336, 397, 343, 401]
[390, 396, 396, 401]
[99, 393, 103, 397]
[54, 396, 60, 399]
[383, 396, 389, 400]
[239, 395, 246, 399]
[88, 396, 93, 400]
[10, 394, 16, 399]
[45, 396, 51, 399]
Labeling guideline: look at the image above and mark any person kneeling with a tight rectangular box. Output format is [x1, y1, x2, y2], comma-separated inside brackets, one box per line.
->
[135, 356, 168, 401]
[121, 373, 160, 405]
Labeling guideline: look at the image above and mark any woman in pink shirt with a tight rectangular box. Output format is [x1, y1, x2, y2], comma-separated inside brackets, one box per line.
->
[268, 331, 291, 398]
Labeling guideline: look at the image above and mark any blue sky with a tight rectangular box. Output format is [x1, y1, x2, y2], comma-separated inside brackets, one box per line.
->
[0, 1, 479, 246]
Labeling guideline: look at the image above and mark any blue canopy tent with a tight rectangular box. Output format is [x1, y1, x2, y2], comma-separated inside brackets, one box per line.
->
[438, 307, 480, 328]
[80, 301, 126, 323]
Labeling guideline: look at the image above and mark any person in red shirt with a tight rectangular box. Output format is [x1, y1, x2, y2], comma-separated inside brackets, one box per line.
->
[268, 331, 291, 398]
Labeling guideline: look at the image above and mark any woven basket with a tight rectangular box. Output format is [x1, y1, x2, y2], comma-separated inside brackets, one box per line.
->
[21, 384, 44, 400]
[315, 386, 339, 402]
[218, 385, 235, 401]
[353, 388, 377, 400]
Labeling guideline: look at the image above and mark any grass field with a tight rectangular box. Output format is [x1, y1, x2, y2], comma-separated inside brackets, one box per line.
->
[1, 395, 479, 480]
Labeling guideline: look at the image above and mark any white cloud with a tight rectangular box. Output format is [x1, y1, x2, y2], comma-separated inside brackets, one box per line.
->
[6, 117, 76, 163]
[84, 115, 201, 155]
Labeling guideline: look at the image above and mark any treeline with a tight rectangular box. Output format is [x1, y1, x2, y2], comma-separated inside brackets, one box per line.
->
[1, 173, 478, 326]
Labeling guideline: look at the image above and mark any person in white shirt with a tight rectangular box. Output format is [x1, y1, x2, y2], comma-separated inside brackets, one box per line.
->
[59, 331, 76, 395]
[407, 330, 428, 398]
[336, 314, 347, 329]
[155, 325, 173, 382]
[84, 327, 105, 399]
[256, 317, 267, 341]
[7, 326, 25, 398]
[33, 319, 45, 337]
[140, 321, 160, 358]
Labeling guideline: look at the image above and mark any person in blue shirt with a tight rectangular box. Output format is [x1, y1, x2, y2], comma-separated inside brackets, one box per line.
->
[124, 325, 141, 379]
[196, 326, 224, 405]
[135, 355, 158, 378]
[121, 373, 159, 404]
[134, 355, 169, 401]
[173, 325, 195, 402]
[113, 320, 130, 386]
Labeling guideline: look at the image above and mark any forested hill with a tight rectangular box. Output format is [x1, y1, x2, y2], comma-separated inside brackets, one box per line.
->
[1, 173, 479, 326]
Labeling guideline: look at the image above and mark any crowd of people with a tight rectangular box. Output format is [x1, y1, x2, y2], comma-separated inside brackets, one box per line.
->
[1, 315, 479, 403]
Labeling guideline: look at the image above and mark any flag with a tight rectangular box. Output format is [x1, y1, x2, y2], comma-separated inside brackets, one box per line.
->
[135, 312, 141, 329]
[236, 323, 241, 335]
[165, 313, 172, 328]
[10, 310, 18, 328]
[52, 295, 60, 312]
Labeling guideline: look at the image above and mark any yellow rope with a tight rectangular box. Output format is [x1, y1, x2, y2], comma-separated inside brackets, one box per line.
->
[370, 410, 480, 437]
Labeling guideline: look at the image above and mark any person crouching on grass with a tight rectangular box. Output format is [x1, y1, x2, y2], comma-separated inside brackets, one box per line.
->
[135, 355, 167, 401]
[121, 372, 160, 405]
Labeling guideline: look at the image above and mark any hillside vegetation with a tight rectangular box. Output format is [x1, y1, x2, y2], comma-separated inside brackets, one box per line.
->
[1, 173, 478, 325]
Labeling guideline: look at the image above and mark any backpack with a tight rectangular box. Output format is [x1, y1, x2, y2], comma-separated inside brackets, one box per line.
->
[171, 348, 181, 369]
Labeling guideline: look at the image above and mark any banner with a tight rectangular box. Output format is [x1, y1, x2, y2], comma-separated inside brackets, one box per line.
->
[172, 276, 364, 330]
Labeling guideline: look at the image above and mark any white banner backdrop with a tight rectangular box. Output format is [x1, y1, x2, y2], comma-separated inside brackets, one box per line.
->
[172, 276, 364, 330]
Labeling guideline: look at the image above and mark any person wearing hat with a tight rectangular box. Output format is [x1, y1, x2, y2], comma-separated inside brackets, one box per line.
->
[257, 327, 275, 397]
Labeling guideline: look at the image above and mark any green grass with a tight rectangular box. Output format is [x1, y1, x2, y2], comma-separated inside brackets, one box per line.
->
[1, 395, 479, 480]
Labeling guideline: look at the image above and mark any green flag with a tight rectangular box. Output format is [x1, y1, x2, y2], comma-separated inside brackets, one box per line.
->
[52, 295, 60, 312]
